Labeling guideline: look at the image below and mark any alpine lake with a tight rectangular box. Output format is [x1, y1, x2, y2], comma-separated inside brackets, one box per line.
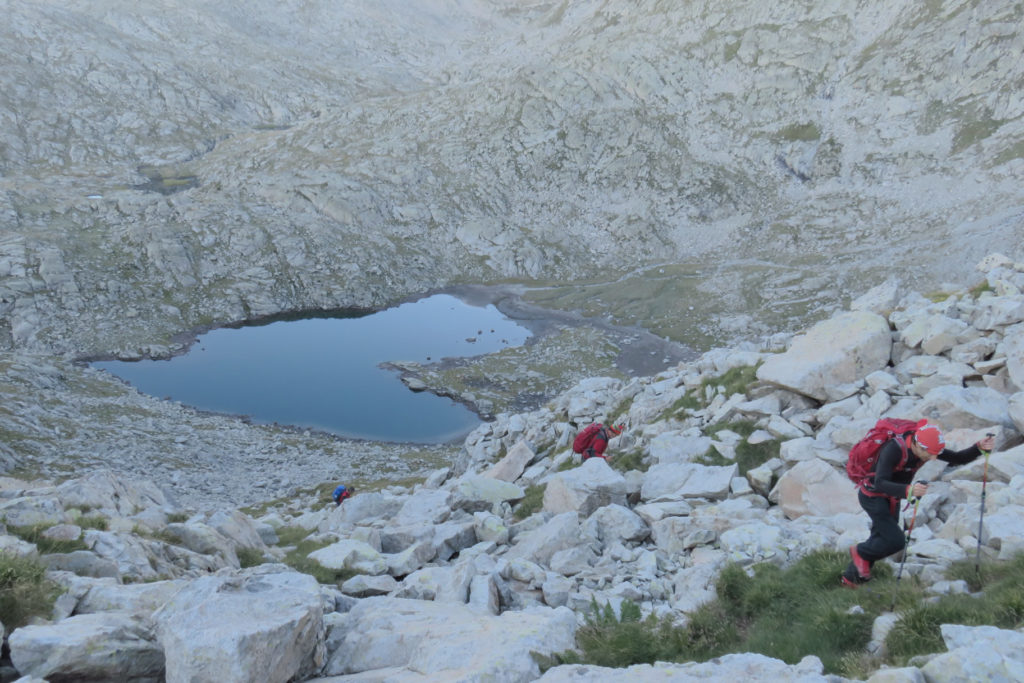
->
[92, 294, 532, 444]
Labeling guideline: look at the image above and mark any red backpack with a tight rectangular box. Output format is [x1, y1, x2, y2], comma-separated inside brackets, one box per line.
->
[846, 417, 923, 493]
[572, 423, 603, 454]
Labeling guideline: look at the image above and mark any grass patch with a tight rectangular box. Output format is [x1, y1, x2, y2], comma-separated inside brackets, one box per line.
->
[697, 419, 781, 475]
[273, 525, 313, 547]
[968, 280, 994, 298]
[658, 365, 762, 422]
[557, 458, 578, 472]
[540, 550, 919, 676]
[541, 551, 1024, 676]
[514, 484, 546, 520]
[885, 553, 1024, 662]
[281, 538, 358, 585]
[166, 512, 190, 524]
[0, 552, 63, 629]
[705, 364, 760, 399]
[77, 515, 109, 531]
[657, 392, 702, 421]
[237, 546, 265, 568]
[610, 449, 649, 473]
[6, 523, 89, 554]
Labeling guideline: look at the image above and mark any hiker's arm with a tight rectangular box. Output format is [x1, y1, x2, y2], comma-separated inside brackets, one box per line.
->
[871, 441, 914, 498]
[592, 435, 610, 457]
[938, 443, 983, 466]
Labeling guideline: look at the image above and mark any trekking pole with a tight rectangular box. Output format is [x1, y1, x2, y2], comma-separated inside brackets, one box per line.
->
[974, 433, 995, 580]
[891, 481, 926, 610]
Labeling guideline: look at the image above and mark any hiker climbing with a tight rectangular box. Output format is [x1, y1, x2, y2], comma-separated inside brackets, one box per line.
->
[572, 422, 624, 461]
[841, 418, 995, 588]
[332, 484, 353, 506]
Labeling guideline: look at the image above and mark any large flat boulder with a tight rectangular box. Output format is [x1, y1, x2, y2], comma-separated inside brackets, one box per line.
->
[323, 596, 576, 680]
[153, 566, 326, 683]
[9, 612, 162, 681]
[756, 311, 892, 401]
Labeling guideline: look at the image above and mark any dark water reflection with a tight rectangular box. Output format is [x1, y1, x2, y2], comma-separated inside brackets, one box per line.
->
[94, 294, 531, 443]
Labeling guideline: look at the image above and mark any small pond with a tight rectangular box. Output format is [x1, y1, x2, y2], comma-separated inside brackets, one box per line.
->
[93, 294, 531, 443]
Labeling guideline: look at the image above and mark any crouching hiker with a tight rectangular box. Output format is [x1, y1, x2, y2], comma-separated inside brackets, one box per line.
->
[572, 422, 625, 461]
[332, 484, 353, 506]
[842, 418, 995, 588]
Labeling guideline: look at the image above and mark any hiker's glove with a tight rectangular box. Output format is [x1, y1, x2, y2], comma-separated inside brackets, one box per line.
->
[908, 481, 928, 499]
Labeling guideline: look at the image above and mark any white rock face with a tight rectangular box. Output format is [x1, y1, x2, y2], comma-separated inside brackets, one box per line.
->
[542, 459, 628, 516]
[9, 613, 163, 681]
[153, 567, 326, 683]
[773, 459, 861, 520]
[323, 597, 577, 680]
[756, 311, 892, 402]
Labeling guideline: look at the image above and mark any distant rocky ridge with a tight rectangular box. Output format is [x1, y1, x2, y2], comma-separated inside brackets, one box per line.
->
[2, 0, 1022, 361]
[1, 254, 1023, 681]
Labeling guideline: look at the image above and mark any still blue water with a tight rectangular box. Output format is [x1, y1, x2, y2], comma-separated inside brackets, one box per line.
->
[93, 294, 531, 443]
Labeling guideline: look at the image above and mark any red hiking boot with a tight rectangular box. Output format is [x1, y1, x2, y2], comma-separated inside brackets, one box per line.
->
[840, 574, 860, 589]
[849, 545, 871, 579]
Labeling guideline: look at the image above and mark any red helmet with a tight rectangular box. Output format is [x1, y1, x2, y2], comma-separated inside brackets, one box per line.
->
[914, 423, 945, 455]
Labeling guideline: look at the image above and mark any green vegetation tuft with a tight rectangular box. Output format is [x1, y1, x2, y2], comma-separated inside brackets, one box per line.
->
[658, 364, 762, 423]
[705, 364, 761, 398]
[78, 515, 109, 531]
[657, 392, 702, 421]
[537, 551, 1024, 677]
[281, 538, 358, 585]
[514, 484, 546, 520]
[968, 280, 994, 298]
[166, 512, 190, 524]
[0, 552, 63, 629]
[273, 525, 313, 547]
[539, 599, 688, 671]
[7, 523, 89, 554]
[610, 449, 649, 473]
[885, 553, 1024, 661]
[696, 419, 781, 475]
[236, 546, 265, 569]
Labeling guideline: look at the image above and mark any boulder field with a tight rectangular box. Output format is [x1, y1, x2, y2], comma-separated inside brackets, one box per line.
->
[1, 254, 1023, 680]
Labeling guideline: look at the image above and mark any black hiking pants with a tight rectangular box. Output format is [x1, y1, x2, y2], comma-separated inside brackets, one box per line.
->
[854, 490, 906, 565]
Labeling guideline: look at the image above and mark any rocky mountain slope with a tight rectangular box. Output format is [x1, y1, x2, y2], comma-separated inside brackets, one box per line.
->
[0, 256, 1022, 681]
[2, 0, 1023, 361]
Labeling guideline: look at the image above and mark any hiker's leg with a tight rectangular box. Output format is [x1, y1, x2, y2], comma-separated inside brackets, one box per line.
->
[856, 492, 904, 563]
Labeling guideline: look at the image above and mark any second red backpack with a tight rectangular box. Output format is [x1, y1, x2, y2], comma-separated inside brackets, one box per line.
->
[572, 423, 603, 454]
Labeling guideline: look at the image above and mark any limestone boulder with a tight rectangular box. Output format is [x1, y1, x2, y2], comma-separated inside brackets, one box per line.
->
[9, 612, 163, 681]
[55, 470, 171, 518]
[505, 512, 587, 566]
[538, 653, 832, 682]
[543, 459, 628, 517]
[450, 475, 525, 513]
[647, 430, 712, 465]
[482, 440, 536, 482]
[391, 488, 452, 526]
[309, 539, 387, 575]
[153, 566, 326, 683]
[917, 385, 1013, 431]
[322, 596, 577, 680]
[920, 624, 1024, 682]
[771, 459, 860, 520]
[584, 504, 650, 545]
[756, 311, 892, 402]
[1001, 322, 1024, 390]
[640, 462, 737, 501]
[1009, 392, 1024, 433]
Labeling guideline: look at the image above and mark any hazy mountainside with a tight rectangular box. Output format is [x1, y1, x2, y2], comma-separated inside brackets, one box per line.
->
[1, 0, 1022, 359]
[0, 1, 1022, 482]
